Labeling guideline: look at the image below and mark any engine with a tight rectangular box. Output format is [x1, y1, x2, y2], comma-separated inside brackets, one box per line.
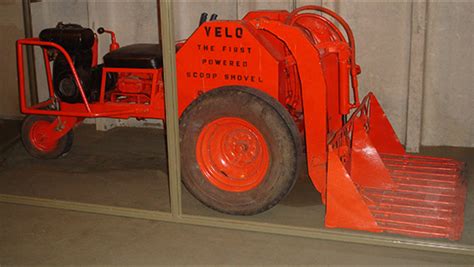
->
[40, 23, 115, 103]
[40, 23, 160, 104]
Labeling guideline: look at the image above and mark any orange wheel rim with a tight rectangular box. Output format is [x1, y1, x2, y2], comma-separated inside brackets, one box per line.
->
[196, 117, 270, 192]
[28, 121, 58, 152]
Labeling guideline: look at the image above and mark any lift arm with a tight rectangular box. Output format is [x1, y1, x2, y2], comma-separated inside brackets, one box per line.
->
[249, 18, 329, 197]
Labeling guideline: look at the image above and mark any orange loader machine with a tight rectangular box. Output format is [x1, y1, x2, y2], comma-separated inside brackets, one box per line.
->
[16, 6, 467, 240]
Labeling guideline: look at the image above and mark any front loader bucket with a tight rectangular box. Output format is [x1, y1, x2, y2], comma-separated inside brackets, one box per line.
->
[325, 93, 467, 240]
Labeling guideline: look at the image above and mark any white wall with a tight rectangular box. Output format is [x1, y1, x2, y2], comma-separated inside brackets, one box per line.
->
[31, 0, 89, 101]
[337, 1, 412, 145]
[87, 0, 159, 60]
[174, 0, 239, 40]
[0, 1, 24, 118]
[422, 2, 474, 147]
[21, 0, 474, 148]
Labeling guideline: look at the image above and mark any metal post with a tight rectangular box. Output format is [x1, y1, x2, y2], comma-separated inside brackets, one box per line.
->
[22, 0, 38, 104]
[158, 0, 182, 217]
[405, 0, 428, 153]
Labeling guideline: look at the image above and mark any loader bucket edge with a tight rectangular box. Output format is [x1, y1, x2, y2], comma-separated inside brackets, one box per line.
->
[325, 93, 467, 240]
[366, 93, 405, 155]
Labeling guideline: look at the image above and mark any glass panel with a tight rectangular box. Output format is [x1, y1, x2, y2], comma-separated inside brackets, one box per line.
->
[175, 0, 474, 248]
[0, 1, 170, 213]
[1, 0, 472, 254]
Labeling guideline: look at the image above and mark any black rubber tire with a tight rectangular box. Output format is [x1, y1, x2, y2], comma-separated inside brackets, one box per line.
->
[180, 86, 303, 215]
[21, 115, 74, 159]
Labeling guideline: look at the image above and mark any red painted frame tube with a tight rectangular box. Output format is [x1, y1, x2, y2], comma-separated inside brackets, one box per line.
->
[31, 99, 54, 110]
[42, 48, 55, 98]
[17, 38, 92, 113]
[17, 38, 164, 119]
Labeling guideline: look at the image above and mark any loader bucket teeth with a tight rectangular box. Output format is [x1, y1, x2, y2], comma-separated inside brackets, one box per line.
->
[326, 93, 467, 240]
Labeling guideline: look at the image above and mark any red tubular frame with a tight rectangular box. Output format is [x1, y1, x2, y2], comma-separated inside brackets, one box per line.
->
[17, 38, 92, 113]
[41, 48, 55, 97]
[16, 38, 164, 119]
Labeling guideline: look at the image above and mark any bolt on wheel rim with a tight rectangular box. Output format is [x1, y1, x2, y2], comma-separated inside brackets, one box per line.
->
[196, 117, 270, 192]
[29, 120, 58, 152]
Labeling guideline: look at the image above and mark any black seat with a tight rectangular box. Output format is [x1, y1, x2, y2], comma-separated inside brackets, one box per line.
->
[103, 44, 163, 69]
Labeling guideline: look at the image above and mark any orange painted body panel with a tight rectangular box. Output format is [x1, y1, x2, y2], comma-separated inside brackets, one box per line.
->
[176, 20, 285, 116]
[326, 151, 381, 232]
[249, 17, 329, 198]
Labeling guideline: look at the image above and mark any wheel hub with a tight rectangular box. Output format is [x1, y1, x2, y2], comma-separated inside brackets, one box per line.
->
[29, 121, 58, 152]
[196, 117, 270, 192]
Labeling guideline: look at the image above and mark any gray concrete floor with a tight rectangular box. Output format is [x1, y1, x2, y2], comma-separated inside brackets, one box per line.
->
[0, 119, 20, 154]
[2, 203, 474, 265]
[1, 122, 473, 264]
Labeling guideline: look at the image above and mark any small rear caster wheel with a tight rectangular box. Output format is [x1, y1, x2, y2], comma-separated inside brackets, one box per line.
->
[21, 115, 74, 159]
